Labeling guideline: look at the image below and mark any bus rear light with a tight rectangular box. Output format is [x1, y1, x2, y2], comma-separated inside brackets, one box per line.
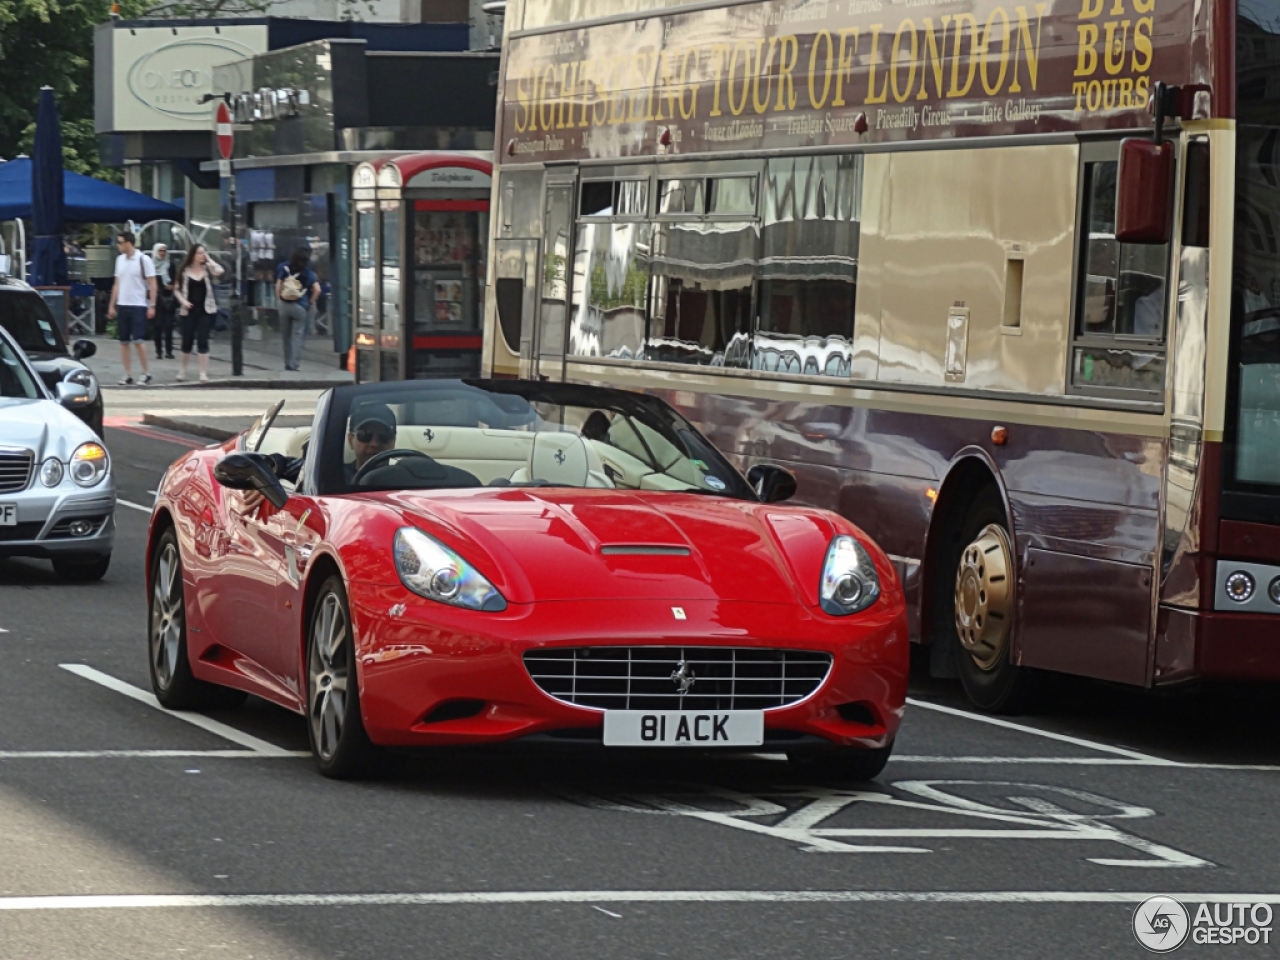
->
[1269, 577, 1280, 606]
[1225, 571, 1257, 603]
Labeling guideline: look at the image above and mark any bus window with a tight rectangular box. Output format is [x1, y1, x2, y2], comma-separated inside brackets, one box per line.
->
[648, 216, 755, 368]
[756, 155, 861, 378]
[658, 179, 704, 215]
[708, 177, 757, 215]
[1072, 152, 1170, 396]
[568, 221, 651, 360]
[756, 279, 855, 377]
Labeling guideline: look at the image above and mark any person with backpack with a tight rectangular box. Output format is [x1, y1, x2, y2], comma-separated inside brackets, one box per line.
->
[173, 242, 225, 383]
[151, 242, 176, 360]
[275, 247, 320, 372]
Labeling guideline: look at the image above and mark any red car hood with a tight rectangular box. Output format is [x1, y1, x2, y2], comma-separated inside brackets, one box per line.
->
[379, 488, 837, 606]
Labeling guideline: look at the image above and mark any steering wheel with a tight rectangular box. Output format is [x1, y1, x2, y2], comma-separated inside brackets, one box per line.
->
[351, 448, 437, 485]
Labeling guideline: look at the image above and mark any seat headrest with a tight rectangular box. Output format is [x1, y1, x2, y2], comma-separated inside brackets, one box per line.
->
[529, 432, 589, 486]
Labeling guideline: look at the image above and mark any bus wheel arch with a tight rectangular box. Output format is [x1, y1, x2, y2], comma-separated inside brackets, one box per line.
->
[920, 451, 1038, 713]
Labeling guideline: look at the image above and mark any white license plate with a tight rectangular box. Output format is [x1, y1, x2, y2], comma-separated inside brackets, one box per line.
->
[0, 503, 15, 526]
[603, 710, 763, 747]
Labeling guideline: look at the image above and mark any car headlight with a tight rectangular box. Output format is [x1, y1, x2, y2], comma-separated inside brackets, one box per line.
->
[819, 535, 881, 616]
[393, 527, 506, 612]
[39, 458, 63, 487]
[67, 368, 98, 401]
[69, 442, 109, 487]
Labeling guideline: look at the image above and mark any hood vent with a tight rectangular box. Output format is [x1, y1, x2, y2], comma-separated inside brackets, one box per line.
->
[600, 544, 690, 556]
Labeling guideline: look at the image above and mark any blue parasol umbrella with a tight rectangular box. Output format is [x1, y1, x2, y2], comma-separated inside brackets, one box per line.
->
[30, 86, 67, 287]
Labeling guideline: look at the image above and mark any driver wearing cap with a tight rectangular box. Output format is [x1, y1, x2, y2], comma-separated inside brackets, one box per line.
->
[345, 402, 397, 483]
[238, 400, 398, 513]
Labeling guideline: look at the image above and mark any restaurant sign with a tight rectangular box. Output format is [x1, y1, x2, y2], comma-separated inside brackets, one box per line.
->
[501, 0, 1197, 160]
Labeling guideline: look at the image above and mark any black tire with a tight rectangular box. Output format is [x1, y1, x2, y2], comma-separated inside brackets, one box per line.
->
[306, 575, 380, 779]
[939, 486, 1039, 713]
[148, 529, 244, 710]
[52, 553, 110, 582]
[788, 740, 894, 783]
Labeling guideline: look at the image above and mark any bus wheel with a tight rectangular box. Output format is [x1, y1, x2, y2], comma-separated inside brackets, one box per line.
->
[949, 491, 1037, 713]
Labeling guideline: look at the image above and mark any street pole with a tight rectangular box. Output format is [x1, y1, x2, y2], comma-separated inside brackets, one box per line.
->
[229, 158, 242, 377]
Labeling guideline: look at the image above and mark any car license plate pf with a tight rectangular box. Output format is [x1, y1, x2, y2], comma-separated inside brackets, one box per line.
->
[603, 710, 763, 747]
[0, 503, 15, 526]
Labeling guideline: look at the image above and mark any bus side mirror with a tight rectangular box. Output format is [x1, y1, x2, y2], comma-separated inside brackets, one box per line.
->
[1116, 138, 1175, 245]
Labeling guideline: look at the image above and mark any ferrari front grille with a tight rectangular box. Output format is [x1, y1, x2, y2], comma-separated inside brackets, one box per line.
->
[0, 449, 33, 493]
[523, 646, 832, 711]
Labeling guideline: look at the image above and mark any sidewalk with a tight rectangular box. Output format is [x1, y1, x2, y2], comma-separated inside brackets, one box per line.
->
[82, 334, 353, 390]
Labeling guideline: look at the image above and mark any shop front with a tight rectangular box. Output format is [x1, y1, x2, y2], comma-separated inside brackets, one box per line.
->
[352, 153, 491, 382]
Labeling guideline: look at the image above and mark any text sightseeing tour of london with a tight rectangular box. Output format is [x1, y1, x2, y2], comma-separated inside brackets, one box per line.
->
[501, 0, 1194, 160]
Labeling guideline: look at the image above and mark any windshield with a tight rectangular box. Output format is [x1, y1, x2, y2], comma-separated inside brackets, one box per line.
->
[0, 293, 63, 355]
[1230, 1, 1280, 497]
[322, 381, 753, 499]
[0, 335, 42, 399]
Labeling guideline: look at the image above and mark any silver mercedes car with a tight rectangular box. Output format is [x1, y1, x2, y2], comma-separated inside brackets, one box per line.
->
[0, 326, 115, 581]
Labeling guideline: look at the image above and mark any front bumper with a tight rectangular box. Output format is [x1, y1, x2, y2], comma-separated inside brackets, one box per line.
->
[347, 587, 910, 751]
[0, 480, 116, 560]
[1159, 604, 1280, 683]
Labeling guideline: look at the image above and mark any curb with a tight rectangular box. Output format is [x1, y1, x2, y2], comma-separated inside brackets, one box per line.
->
[140, 414, 238, 443]
[107, 378, 350, 390]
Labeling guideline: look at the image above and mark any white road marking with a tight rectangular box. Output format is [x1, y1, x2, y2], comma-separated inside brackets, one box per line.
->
[906, 698, 1169, 763]
[59, 664, 294, 757]
[116, 499, 152, 513]
[895, 756, 1280, 771]
[1, 890, 1277, 912]
[0, 750, 305, 759]
[564, 781, 1212, 866]
[590, 905, 623, 918]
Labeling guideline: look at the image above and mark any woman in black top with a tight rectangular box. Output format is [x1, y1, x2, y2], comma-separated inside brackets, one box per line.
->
[174, 243, 225, 383]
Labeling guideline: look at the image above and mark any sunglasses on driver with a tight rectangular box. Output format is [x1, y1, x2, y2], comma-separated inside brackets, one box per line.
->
[354, 427, 394, 444]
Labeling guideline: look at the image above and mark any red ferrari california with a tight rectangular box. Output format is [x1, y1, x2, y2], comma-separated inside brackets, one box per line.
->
[146, 379, 907, 779]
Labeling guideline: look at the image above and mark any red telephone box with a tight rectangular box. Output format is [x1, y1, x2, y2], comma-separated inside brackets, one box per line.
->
[351, 152, 492, 382]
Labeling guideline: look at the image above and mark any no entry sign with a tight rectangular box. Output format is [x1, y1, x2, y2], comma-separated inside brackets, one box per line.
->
[215, 101, 233, 161]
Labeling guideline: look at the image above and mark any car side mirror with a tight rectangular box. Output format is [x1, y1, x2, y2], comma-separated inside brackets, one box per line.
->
[214, 452, 289, 509]
[747, 463, 797, 503]
[55, 381, 91, 410]
[72, 339, 96, 361]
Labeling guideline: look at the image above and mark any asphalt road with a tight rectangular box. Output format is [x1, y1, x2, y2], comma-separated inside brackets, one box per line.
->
[1, 420, 1278, 959]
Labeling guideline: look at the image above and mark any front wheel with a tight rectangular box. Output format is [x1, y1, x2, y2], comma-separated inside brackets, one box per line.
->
[948, 490, 1039, 713]
[149, 531, 243, 710]
[307, 576, 379, 779]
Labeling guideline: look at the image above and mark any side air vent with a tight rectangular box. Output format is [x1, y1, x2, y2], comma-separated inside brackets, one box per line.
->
[600, 545, 690, 556]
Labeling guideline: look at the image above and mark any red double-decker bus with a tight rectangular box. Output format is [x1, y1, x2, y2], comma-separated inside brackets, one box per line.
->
[481, 0, 1280, 711]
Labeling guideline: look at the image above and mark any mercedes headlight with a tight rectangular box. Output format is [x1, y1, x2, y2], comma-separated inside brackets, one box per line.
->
[393, 527, 506, 612]
[820, 535, 881, 616]
[39, 458, 63, 487]
[69, 442, 109, 487]
[67, 368, 98, 401]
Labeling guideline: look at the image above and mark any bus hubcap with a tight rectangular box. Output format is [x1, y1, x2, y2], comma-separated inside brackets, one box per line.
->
[954, 524, 1013, 672]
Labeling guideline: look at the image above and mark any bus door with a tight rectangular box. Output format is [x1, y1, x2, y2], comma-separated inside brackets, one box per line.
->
[494, 237, 539, 379]
[533, 171, 578, 381]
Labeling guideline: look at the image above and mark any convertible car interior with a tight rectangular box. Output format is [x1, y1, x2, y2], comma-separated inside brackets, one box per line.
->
[253, 394, 728, 495]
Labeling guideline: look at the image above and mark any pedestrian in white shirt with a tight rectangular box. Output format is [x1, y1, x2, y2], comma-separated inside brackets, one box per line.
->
[107, 230, 156, 385]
